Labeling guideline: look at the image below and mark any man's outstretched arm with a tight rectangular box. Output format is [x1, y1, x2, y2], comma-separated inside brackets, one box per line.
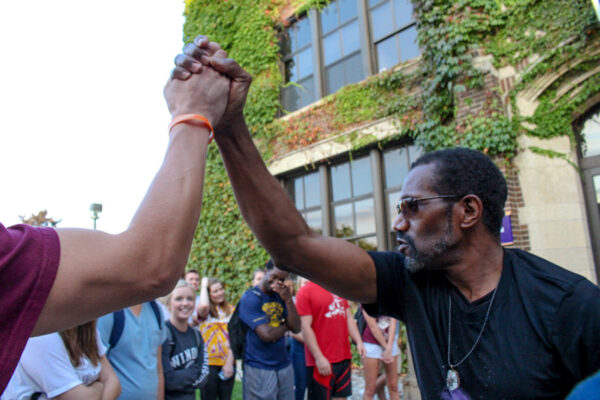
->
[32, 46, 231, 335]
[174, 39, 377, 304]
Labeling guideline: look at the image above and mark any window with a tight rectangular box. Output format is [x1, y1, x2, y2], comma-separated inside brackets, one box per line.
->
[383, 145, 421, 247]
[330, 156, 377, 250]
[279, 1, 420, 112]
[581, 109, 600, 157]
[285, 143, 416, 251]
[320, 0, 365, 94]
[369, 0, 420, 72]
[281, 17, 315, 112]
[288, 171, 323, 233]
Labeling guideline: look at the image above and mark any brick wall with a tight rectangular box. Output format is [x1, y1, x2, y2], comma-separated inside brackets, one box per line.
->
[499, 163, 530, 251]
[455, 74, 503, 123]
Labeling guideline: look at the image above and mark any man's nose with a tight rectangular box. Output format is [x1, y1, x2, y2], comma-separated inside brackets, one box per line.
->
[393, 213, 409, 232]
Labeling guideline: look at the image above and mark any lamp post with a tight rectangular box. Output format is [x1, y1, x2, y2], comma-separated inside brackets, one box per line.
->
[90, 203, 102, 230]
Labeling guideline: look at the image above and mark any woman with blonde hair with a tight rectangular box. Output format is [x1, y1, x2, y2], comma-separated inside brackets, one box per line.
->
[3, 321, 120, 399]
[197, 277, 235, 400]
[162, 280, 209, 400]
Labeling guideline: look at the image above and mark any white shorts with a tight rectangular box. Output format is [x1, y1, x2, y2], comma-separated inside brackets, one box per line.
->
[364, 341, 399, 359]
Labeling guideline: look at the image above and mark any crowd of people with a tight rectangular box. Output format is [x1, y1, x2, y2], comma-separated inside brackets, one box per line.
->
[3, 263, 399, 400]
[2, 33, 600, 400]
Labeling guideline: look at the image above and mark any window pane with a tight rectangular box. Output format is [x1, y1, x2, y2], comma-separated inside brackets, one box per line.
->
[331, 162, 351, 201]
[339, 0, 358, 23]
[304, 171, 321, 208]
[344, 52, 365, 87]
[297, 76, 315, 109]
[325, 62, 346, 95]
[376, 35, 400, 72]
[394, 0, 414, 28]
[357, 235, 378, 251]
[341, 21, 360, 55]
[306, 209, 322, 233]
[323, 31, 342, 65]
[384, 147, 409, 188]
[334, 203, 354, 237]
[408, 144, 423, 164]
[355, 198, 375, 235]
[285, 58, 296, 83]
[298, 47, 313, 80]
[399, 26, 420, 61]
[582, 111, 600, 157]
[296, 17, 312, 49]
[388, 190, 401, 226]
[321, 0, 339, 34]
[294, 178, 304, 209]
[282, 81, 312, 112]
[281, 29, 293, 56]
[371, 1, 393, 41]
[351, 156, 372, 196]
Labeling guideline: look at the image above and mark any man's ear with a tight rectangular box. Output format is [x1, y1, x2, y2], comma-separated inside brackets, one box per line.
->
[458, 194, 483, 229]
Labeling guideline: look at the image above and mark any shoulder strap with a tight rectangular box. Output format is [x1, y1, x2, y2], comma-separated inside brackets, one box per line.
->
[165, 321, 175, 342]
[192, 327, 202, 348]
[149, 300, 163, 329]
[108, 309, 125, 351]
[163, 321, 177, 358]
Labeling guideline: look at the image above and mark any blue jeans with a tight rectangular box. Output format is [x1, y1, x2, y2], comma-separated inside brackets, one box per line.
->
[290, 338, 307, 400]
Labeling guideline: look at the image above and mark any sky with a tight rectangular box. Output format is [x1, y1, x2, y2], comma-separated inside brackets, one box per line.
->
[0, 0, 186, 233]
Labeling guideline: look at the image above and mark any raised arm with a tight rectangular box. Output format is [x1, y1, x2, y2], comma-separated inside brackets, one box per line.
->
[33, 46, 231, 335]
[174, 37, 377, 304]
[197, 277, 210, 319]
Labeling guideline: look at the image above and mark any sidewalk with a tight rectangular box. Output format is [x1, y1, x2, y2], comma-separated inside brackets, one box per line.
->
[350, 368, 404, 400]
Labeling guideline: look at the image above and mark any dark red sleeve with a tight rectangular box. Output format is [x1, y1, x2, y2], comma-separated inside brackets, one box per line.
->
[0, 223, 60, 393]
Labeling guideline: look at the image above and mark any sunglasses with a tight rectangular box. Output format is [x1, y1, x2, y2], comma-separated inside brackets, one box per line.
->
[396, 195, 459, 218]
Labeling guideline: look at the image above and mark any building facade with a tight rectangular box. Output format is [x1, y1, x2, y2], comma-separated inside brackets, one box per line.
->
[184, 0, 600, 295]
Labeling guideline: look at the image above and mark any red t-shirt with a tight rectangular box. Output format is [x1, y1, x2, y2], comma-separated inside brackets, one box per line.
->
[295, 282, 351, 366]
[0, 224, 60, 393]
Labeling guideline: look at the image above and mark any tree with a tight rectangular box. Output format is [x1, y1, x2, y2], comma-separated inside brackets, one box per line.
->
[19, 210, 61, 227]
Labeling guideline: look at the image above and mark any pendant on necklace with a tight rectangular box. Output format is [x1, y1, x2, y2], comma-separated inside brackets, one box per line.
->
[446, 368, 460, 391]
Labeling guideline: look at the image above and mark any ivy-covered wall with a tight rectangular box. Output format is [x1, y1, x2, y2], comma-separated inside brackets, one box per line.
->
[183, 0, 599, 300]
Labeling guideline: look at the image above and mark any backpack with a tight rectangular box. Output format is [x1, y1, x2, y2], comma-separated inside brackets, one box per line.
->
[164, 321, 203, 357]
[107, 300, 162, 354]
[227, 288, 261, 360]
[354, 305, 366, 335]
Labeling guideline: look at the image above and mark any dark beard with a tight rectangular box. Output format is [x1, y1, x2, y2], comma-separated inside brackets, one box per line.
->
[399, 205, 455, 273]
[402, 233, 454, 273]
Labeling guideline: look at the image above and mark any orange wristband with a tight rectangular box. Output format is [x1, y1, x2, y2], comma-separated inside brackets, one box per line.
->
[168, 114, 214, 143]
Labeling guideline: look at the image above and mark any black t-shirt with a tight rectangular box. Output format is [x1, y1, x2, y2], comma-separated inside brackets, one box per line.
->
[363, 248, 600, 400]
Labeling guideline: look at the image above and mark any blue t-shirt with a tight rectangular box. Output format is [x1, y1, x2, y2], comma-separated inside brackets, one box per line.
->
[567, 369, 600, 400]
[98, 303, 167, 400]
[238, 287, 289, 370]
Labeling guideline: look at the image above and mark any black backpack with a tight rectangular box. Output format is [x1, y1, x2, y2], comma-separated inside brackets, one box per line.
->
[227, 288, 261, 360]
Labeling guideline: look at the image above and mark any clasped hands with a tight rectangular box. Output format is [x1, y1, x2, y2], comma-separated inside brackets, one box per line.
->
[163, 35, 252, 138]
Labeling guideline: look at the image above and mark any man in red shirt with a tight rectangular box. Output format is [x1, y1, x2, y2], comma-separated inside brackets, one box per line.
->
[295, 281, 365, 400]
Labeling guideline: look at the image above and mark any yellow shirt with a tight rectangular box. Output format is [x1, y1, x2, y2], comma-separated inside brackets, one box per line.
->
[199, 305, 234, 366]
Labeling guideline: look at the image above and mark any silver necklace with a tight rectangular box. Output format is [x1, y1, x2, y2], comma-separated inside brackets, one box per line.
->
[446, 285, 498, 391]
